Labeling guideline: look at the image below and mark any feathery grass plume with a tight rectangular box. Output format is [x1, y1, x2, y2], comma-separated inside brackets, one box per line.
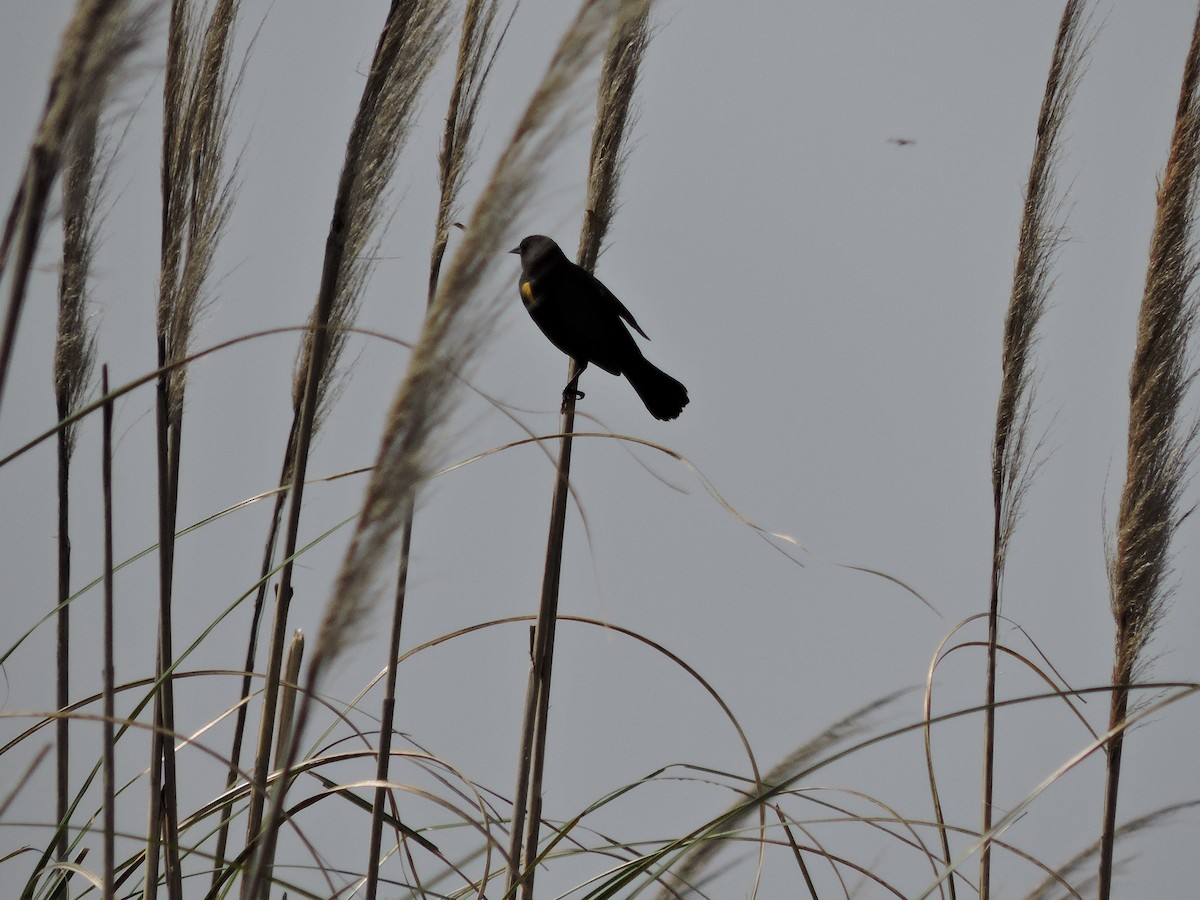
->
[56, 127, 105, 451]
[980, 4, 1090, 898]
[991, 0, 1089, 578]
[148, 2, 243, 897]
[653, 690, 912, 900]
[239, 3, 626, 898]
[1030, 801, 1200, 900]
[427, 0, 510, 303]
[0, 0, 148, 418]
[510, 6, 652, 897]
[52, 31, 109, 894]
[157, 0, 241, 421]
[365, 4, 512, 896]
[290, 0, 449, 439]
[239, 2, 452, 892]
[1099, 9, 1200, 898]
[577, 0, 649, 270]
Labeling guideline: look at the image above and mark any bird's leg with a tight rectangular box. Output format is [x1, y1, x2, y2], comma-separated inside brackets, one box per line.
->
[561, 359, 587, 410]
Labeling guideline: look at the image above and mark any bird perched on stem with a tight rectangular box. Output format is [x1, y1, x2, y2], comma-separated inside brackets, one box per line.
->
[511, 235, 689, 420]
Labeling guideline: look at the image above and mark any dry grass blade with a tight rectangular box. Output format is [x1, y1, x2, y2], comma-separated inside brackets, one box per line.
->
[1028, 800, 1200, 900]
[1099, 8, 1200, 898]
[916, 687, 1199, 900]
[982, 5, 1091, 899]
[652, 690, 912, 900]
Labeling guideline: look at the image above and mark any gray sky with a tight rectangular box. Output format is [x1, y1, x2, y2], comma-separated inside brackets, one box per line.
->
[2, 1, 1199, 896]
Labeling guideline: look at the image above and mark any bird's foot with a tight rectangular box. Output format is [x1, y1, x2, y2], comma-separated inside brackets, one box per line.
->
[561, 386, 585, 411]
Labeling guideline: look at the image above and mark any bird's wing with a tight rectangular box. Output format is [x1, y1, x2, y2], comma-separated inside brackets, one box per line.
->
[591, 273, 651, 340]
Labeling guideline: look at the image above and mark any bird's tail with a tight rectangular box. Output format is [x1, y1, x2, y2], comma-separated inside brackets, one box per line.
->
[625, 356, 689, 421]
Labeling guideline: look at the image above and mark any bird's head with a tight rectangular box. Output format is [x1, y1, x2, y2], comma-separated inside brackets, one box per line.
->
[510, 235, 562, 267]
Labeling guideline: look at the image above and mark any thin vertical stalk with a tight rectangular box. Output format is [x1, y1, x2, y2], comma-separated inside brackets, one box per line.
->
[53, 422, 71, 900]
[210, 442, 291, 888]
[510, 393, 577, 900]
[148, 0, 242, 894]
[1099, 8, 1200, 897]
[274, 631, 305, 768]
[0, 160, 52, 422]
[54, 47, 106, 887]
[143, 9, 185, 893]
[364, 509, 412, 900]
[101, 365, 116, 900]
[148, 373, 184, 900]
[509, 5, 650, 897]
[981, 4, 1089, 898]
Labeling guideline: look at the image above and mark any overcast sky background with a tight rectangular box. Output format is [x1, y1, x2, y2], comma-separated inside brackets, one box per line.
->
[2, 1, 1200, 897]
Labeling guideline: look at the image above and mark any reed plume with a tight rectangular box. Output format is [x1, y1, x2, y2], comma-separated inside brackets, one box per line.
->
[1099, 8, 1200, 897]
[0, 0, 145, 416]
[43, 6, 149, 896]
[149, 1, 244, 895]
[981, 3, 1090, 897]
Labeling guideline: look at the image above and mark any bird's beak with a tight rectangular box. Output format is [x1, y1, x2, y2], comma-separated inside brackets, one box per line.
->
[509, 247, 520, 255]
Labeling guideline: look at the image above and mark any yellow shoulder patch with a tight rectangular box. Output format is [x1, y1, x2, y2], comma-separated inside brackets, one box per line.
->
[520, 280, 535, 305]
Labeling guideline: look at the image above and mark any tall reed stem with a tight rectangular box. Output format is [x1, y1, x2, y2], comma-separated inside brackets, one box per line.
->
[1099, 7, 1200, 896]
[982, 4, 1089, 896]
[508, 6, 650, 896]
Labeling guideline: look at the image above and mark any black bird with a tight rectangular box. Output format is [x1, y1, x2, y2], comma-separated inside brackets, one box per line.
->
[510, 235, 689, 420]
